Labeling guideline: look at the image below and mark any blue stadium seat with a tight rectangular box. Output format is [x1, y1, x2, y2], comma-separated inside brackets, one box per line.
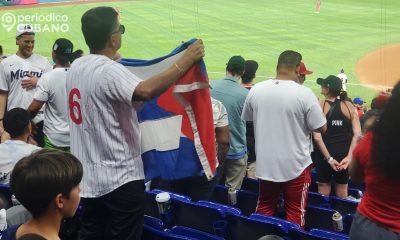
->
[145, 190, 191, 218]
[250, 213, 300, 233]
[343, 214, 354, 235]
[227, 212, 287, 240]
[210, 184, 229, 205]
[196, 200, 241, 215]
[236, 189, 258, 216]
[172, 198, 226, 234]
[142, 224, 188, 240]
[348, 179, 365, 192]
[330, 196, 358, 215]
[305, 205, 337, 232]
[347, 188, 363, 199]
[144, 215, 164, 230]
[288, 228, 333, 240]
[310, 229, 349, 240]
[0, 184, 12, 209]
[169, 226, 224, 240]
[307, 192, 330, 208]
[241, 177, 259, 194]
[309, 181, 318, 193]
[152, 189, 192, 202]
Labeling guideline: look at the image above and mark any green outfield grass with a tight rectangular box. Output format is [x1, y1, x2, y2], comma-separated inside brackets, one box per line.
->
[1, 0, 399, 103]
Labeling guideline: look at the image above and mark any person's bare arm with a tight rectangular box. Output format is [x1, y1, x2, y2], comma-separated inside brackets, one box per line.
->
[311, 100, 327, 134]
[132, 40, 205, 102]
[314, 124, 327, 134]
[27, 100, 45, 119]
[215, 125, 230, 165]
[313, 132, 339, 171]
[0, 90, 7, 128]
[338, 102, 362, 170]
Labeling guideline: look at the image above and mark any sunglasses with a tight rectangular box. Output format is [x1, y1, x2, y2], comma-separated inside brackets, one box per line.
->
[111, 24, 125, 35]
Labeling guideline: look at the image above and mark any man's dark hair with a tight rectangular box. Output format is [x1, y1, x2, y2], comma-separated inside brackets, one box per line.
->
[0, 45, 3, 55]
[3, 108, 30, 138]
[10, 149, 83, 218]
[81, 7, 119, 53]
[277, 50, 302, 69]
[242, 60, 259, 84]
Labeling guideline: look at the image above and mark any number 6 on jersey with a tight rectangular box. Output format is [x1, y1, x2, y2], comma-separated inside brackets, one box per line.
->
[69, 88, 83, 125]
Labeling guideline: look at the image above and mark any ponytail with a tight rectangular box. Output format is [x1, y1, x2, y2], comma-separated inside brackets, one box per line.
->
[339, 90, 348, 102]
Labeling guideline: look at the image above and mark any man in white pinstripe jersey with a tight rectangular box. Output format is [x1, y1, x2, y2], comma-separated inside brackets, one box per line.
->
[66, 7, 205, 240]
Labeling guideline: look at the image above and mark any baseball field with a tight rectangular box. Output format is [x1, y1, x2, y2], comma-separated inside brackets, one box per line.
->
[1, 0, 399, 104]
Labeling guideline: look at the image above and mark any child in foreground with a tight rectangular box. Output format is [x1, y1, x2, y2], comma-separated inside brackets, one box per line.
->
[3, 149, 83, 240]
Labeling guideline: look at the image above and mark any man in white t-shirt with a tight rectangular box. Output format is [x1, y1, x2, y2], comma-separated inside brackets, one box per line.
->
[337, 69, 348, 91]
[242, 50, 327, 228]
[28, 38, 73, 151]
[0, 108, 41, 186]
[69, 7, 204, 240]
[0, 25, 53, 145]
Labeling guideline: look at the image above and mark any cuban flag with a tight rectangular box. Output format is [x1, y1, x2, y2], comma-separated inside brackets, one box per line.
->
[120, 39, 216, 180]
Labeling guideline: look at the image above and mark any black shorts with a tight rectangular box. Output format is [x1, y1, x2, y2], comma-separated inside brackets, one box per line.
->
[312, 150, 349, 184]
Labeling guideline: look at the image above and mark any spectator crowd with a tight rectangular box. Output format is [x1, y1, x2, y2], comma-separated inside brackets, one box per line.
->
[0, 6, 399, 240]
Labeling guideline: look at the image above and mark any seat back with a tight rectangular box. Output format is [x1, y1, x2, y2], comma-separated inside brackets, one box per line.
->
[343, 214, 354, 235]
[307, 192, 330, 208]
[170, 226, 224, 240]
[227, 213, 286, 240]
[210, 185, 229, 205]
[142, 225, 188, 240]
[348, 179, 365, 192]
[310, 228, 349, 240]
[236, 189, 258, 216]
[241, 178, 259, 194]
[330, 196, 358, 215]
[250, 213, 300, 233]
[305, 205, 337, 231]
[197, 200, 241, 215]
[144, 215, 164, 230]
[310, 229, 349, 240]
[288, 228, 331, 240]
[172, 198, 225, 234]
[348, 188, 363, 199]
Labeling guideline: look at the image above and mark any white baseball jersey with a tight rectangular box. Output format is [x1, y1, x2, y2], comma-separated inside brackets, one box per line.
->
[0, 54, 52, 123]
[0, 140, 41, 184]
[66, 54, 144, 198]
[34, 68, 70, 147]
[337, 73, 348, 91]
[212, 97, 228, 128]
[242, 80, 326, 182]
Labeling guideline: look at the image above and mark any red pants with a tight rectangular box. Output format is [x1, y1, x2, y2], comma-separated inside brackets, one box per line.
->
[256, 165, 312, 228]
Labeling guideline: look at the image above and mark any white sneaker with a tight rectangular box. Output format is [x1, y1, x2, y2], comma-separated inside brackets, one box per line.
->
[0, 208, 7, 231]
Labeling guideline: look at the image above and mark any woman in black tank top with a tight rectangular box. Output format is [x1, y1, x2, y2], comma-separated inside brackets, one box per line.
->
[313, 75, 361, 198]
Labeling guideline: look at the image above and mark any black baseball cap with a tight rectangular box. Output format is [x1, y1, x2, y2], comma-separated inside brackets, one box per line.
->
[227, 56, 245, 72]
[317, 75, 342, 92]
[52, 38, 73, 61]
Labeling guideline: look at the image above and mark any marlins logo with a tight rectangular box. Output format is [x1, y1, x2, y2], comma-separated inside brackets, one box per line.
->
[10, 69, 43, 82]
